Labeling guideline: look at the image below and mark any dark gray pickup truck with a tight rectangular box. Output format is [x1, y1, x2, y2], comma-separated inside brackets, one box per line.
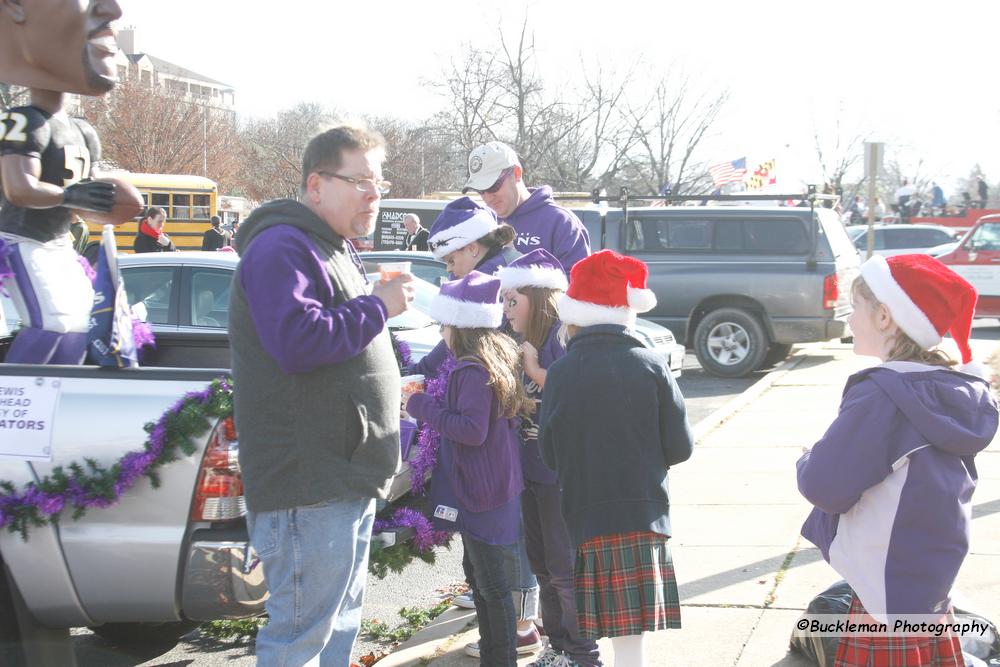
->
[574, 204, 859, 377]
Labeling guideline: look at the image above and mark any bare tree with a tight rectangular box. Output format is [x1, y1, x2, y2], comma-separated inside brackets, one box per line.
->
[0, 82, 29, 111]
[622, 72, 729, 196]
[433, 17, 638, 192]
[237, 102, 334, 201]
[811, 104, 869, 192]
[365, 115, 464, 197]
[80, 79, 242, 190]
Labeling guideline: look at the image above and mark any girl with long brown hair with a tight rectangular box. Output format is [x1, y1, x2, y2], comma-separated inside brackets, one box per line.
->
[406, 270, 530, 666]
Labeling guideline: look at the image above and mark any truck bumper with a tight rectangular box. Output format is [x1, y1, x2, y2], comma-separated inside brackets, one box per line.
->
[180, 532, 268, 621]
[770, 317, 848, 344]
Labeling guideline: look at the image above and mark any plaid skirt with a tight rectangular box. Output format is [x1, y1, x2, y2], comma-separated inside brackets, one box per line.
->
[834, 595, 963, 667]
[574, 530, 681, 639]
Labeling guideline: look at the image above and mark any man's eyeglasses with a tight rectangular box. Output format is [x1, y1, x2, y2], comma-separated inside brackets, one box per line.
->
[475, 167, 513, 195]
[317, 171, 392, 195]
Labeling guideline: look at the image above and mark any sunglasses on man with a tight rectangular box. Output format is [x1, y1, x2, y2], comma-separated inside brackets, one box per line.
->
[474, 167, 514, 195]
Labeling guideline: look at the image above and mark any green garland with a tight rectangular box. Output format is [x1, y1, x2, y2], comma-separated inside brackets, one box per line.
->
[0, 377, 233, 540]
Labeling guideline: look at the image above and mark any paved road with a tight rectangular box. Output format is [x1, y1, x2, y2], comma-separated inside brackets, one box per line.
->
[70, 351, 773, 666]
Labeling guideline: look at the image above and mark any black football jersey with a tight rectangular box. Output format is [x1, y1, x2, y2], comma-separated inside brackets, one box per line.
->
[0, 106, 102, 242]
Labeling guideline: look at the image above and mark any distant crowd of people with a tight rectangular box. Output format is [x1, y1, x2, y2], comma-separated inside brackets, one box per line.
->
[845, 176, 991, 225]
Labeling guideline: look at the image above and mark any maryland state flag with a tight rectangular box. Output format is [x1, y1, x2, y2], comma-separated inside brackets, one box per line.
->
[87, 225, 138, 368]
[746, 159, 777, 191]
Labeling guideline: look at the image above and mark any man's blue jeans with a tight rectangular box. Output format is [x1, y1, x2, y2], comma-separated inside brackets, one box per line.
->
[248, 497, 376, 667]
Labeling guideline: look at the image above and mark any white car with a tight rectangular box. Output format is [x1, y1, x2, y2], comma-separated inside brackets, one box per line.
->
[847, 224, 960, 258]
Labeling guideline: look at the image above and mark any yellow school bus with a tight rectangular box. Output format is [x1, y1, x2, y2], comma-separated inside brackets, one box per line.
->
[85, 172, 219, 253]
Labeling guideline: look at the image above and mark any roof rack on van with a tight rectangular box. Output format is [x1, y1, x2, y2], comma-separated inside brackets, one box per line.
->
[552, 185, 839, 270]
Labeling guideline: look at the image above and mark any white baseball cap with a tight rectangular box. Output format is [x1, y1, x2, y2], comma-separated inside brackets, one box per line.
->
[462, 142, 521, 193]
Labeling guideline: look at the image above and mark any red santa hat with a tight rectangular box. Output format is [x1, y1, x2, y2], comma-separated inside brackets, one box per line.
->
[558, 249, 656, 327]
[859, 254, 979, 370]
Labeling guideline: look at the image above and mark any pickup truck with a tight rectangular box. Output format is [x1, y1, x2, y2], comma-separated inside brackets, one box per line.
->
[0, 252, 438, 664]
[377, 196, 859, 377]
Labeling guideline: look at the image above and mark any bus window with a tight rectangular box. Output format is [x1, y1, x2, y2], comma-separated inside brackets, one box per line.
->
[173, 194, 191, 220]
[150, 192, 169, 213]
[192, 194, 211, 220]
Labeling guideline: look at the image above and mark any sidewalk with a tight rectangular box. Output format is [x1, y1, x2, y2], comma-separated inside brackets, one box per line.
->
[380, 340, 1000, 666]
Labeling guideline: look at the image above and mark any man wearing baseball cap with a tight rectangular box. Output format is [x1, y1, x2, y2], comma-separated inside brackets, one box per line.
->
[463, 141, 590, 273]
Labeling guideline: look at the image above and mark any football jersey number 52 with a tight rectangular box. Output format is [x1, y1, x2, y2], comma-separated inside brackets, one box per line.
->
[0, 112, 29, 142]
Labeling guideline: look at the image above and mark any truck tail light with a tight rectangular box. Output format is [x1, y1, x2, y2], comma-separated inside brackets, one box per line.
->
[191, 416, 245, 521]
[823, 274, 839, 310]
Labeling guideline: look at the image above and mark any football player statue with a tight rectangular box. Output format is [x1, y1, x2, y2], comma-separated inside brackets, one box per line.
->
[0, 0, 127, 364]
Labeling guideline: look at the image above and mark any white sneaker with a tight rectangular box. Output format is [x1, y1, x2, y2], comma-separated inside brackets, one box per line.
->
[453, 591, 476, 609]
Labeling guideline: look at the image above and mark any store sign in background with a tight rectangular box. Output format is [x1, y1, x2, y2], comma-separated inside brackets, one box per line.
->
[374, 210, 410, 250]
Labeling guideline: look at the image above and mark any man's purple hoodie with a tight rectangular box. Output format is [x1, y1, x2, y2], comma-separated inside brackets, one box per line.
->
[797, 362, 998, 620]
[502, 186, 590, 273]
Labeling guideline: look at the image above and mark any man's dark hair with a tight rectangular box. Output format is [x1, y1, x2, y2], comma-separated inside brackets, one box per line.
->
[211, 215, 221, 227]
[300, 125, 386, 194]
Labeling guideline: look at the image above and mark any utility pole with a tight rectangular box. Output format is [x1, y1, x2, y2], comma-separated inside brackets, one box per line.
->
[864, 142, 884, 260]
[203, 102, 208, 177]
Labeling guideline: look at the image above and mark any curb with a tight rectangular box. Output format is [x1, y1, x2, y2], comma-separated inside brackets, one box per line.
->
[374, 607, 476, 667]
[691, 349, 809, 443]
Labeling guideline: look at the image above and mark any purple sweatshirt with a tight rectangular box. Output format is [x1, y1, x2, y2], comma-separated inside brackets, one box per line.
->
[520, 323, 566, 484]
[797, 362, 998, 619]
[239, 225, 388, 374]
[502, 186, 590, 272]
[406, 360, 523, 542]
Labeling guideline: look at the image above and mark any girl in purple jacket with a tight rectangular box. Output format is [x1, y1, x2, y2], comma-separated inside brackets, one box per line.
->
[797, 254, 998, 667]
[406, 271, 531, 666]
[497, 249, 602, 667]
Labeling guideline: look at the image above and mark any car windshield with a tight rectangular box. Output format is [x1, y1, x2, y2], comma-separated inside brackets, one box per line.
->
[365, 274, 436, 330]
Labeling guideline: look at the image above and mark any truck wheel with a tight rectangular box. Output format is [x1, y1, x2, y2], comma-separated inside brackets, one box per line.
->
[694, 308, 769, 378]
[761, 343, 793, 368]
[88, 621, 200, 647]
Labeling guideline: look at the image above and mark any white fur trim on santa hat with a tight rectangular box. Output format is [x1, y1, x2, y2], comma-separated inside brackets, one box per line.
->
[496, 265, 568, 291]
[557, 293, 636, 328]
[428, 216, 498, 259]
[627, 287, 656, 312]
[860, 255, 941, 349]
[959, 359, 990, 380]
[430, 293, 503, 328]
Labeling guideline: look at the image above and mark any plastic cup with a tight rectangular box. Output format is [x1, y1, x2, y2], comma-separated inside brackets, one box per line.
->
[400, 374, 425, 419]
[379, 261, 411, 281]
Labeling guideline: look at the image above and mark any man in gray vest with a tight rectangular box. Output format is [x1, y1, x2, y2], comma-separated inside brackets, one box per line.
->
[229, 125, 413, 664]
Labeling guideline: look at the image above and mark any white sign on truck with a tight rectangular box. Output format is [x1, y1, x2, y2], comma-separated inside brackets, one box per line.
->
[0, 376, 61, 461]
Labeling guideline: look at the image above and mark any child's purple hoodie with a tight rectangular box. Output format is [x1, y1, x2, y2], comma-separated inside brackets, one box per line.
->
[797, 362, 997, 619]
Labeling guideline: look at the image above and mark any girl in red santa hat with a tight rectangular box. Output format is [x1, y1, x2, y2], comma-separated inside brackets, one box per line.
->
[537, 249, 694, 667]
[797, 253, 999, 667]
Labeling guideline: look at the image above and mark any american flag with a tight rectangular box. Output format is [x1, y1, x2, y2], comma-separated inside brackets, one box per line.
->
[709, 157, 747, 187]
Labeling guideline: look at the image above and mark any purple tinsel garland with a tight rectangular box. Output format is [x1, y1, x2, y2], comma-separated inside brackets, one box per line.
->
[0, 378, 231, 533]
[408, 355, 457, 495]
[76, 255, 96, 284]
[373, 507, 451, 552]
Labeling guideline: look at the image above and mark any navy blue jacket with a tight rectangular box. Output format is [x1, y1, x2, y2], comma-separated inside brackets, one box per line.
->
[538, 325, 693, 546]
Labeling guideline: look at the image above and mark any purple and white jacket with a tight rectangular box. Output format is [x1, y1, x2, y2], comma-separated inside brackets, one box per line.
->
[797, 361, 998, 620]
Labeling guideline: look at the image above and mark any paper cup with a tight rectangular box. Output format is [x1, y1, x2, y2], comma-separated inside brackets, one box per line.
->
[379, 261, 411, 281]
[400, 374, 425, 419]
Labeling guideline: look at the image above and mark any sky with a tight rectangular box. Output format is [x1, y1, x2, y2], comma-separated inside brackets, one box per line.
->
[118, 0, 1000, 192]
